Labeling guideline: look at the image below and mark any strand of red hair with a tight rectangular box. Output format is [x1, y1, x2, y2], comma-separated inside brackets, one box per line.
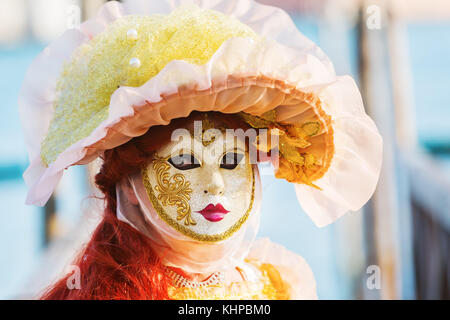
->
[40, 123, 174, 299]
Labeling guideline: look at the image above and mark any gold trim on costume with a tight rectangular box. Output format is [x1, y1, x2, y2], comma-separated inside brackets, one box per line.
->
[168, 261, 290, 300]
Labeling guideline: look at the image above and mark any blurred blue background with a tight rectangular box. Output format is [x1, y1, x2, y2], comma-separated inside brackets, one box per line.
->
[0, 0, 449, 299]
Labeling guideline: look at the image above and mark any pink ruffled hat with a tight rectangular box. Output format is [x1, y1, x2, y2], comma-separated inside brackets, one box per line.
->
[18, 0, 382, 227]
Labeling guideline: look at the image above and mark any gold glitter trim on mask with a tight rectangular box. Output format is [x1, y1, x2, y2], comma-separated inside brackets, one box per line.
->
[200, 117, 217, 147]
[152, 156, 196, 226]
[188, 114, 227, 147]
[142, 162, 255, 243]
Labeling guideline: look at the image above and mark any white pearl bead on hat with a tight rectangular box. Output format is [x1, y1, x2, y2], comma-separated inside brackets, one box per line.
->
[129, 57, 141, 68]
[126, 28, 138, 40]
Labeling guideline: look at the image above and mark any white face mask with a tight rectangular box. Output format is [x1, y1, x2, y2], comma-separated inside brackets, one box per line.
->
[116, 166, 261, 274]
[143, 123, 255, 242]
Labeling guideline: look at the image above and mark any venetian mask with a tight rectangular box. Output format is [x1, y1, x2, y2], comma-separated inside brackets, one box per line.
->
[143, 116, 255, 242]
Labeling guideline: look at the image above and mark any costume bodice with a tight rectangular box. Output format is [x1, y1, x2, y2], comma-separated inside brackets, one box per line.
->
[168, 259, 290, 300]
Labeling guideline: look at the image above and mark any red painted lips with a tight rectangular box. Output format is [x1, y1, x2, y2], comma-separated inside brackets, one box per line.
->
[196, 203, 230, 222]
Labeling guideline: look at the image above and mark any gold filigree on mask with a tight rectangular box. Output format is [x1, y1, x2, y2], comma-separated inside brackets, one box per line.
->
[200, 120, 217, 147]
[151, 155, 196, 226]
[189, 114, 227, 147]
[143, 163, 256, 242]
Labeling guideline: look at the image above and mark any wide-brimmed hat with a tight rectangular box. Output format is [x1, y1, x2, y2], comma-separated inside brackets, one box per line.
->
[19, 0, 382, 227]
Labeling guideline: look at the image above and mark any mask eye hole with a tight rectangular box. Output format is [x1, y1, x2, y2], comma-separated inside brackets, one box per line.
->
[168, 154, 201, 170]
[220, 152, 244, 170]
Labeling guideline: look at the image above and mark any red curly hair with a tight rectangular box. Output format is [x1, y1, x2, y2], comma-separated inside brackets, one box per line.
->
[40, 112, 254, 300]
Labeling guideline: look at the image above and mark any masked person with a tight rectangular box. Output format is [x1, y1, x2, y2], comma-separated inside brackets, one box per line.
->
[19, 0, 382, 300]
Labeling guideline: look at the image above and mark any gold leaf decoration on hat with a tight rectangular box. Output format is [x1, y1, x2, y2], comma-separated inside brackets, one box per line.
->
[239, 111, 321, 188]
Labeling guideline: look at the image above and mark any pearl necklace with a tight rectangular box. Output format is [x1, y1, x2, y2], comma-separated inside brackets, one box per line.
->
[164, 267, 225, 288]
